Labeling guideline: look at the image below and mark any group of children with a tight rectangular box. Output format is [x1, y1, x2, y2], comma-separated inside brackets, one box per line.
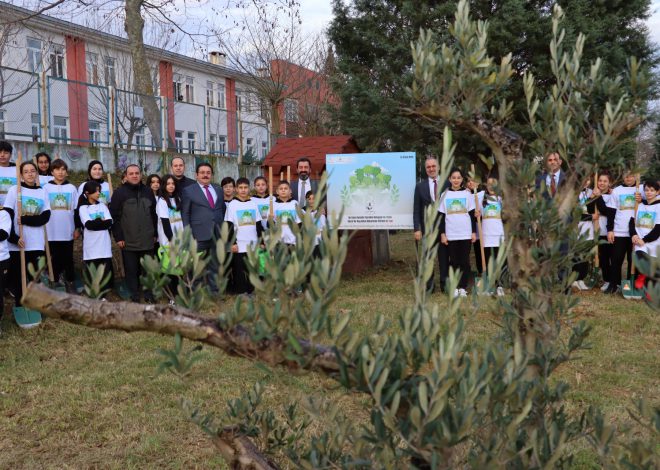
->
[0, 146, 327, 312]
[437, 166, 659, 298]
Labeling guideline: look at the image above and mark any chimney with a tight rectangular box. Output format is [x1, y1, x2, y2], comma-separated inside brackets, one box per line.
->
[209, 51, 227, 66]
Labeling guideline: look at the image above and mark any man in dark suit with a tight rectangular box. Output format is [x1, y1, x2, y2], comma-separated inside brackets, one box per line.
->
[413, 156, 449, 293]
[536, 152, 565, 199]
[171, 156, 196, 192]
[290, 157, 318, 208]
[181, 162, 225, 252]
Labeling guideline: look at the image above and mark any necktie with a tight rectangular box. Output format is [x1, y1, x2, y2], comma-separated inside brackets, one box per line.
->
[550, 174, 556, 197]
[433, 178, 437, 201]
[301, 180, 306, 203]
[204, 185, 215, 209]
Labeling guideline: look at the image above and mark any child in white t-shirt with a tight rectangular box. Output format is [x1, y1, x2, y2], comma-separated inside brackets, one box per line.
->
[439, 168, 476, 298]
[78, 181, 113, 294]
[5, 161, 51, 307]
[630, 179, 660, 295]
[156, 175, 184, 247]
[304, 191, 326, 258]
[0, 208, 12, 325]
[591, 171, 615, 291]
[251, 176, 271, 231]
[45, 159, 78, 291]
[272, 180, 301, 246]
[476, 176, 506, 296]
[224, 177, 263, 295]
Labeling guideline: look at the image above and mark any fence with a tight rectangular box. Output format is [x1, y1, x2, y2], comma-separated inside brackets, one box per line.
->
[0, 67, 41, 140]
[0, 66, 269, 163]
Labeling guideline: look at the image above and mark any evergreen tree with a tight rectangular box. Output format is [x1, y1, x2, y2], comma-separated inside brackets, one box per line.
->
[329, 0, 657, 164]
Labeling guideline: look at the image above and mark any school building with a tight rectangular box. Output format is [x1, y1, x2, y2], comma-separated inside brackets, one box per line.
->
[0, 1, 270, 162]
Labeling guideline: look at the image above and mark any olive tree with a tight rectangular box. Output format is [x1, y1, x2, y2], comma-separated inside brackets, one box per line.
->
[24, 2, 658, 469]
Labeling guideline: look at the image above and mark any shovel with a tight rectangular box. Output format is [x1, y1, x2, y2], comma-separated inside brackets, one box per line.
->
[13, 151, 42, 328]
[622, 174, 643, 300]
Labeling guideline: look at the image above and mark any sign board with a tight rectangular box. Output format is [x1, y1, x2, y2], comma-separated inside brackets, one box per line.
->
[326, 152, 415, 230]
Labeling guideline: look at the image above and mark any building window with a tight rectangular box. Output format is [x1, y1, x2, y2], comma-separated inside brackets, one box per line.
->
[86, 52, 99, 85]
[217, 84, 225, 109]
[206, 81, 214, 107]
[49, 44, 65, 78]
[89, 120, 101, 144]
[236, 91, 244, 112]
[135, 125, 145, 147]
[246, 137, 254, 155]
[27, 38, 43, 73]
[0, 110, 5, 139]
[53, 116, 68, 141]
[187, 131, 196, 154]
[218, 135, 226, 154]
[174, 131, 184, 152]
[31, 113, 40, 140]
[285, 99, 298, 122]
[209, 133, 217, 153]
[185, 77, 194, 103]
[261, 140, 267, 159]
[104, 57, 116, 87]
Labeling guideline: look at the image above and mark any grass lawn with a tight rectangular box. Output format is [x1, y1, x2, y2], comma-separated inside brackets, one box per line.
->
[0, 232, 658, 468]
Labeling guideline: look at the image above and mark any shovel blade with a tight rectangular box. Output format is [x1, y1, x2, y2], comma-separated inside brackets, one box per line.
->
[13, 307, 42, 329]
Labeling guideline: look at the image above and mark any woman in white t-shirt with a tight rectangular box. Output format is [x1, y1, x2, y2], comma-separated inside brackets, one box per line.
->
[5, 161, 51, 307]
[591, 171, 615, 291]
[439, 168, 477, 298]
[78, 181, 114, 294]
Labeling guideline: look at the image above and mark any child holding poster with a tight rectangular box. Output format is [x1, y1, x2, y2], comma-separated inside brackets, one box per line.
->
[44, 159, 78, 291]
[272, 180, 301, 246]
[607, 171, 643, 294]
[78, 181, 114, 295]
[252, 176, 271, 231]
[439, 168, 476, 298]
[224, 177, 263, 294]
[5, 161, 51, 307]
[305, 191, 326, 258]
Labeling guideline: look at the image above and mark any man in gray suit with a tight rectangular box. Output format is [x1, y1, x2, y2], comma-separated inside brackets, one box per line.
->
[290, 157, 318, 208]
[181, 162, 225, 252]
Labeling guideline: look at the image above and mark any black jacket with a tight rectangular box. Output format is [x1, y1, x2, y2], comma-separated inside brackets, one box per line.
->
[109, 181, 157, 251]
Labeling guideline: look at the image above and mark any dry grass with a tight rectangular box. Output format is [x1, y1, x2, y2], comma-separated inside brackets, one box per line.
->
[0, 231, 658, 469]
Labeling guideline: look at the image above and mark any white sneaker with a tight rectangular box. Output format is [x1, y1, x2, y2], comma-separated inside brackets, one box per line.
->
[453, 289, 460, 298]
[572, 281, 580, 290]
[496, 286, 505, 297]
[168, 299, 176, 306]
[577, 280, 589, 290]
[600, 282, 610, 292]
[458, 288, 468, 297]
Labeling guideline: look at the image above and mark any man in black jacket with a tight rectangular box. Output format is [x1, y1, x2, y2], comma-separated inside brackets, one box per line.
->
[109, 164, 157, 302]
[413, 156, 449, 293]
[171, 156, 196, 192]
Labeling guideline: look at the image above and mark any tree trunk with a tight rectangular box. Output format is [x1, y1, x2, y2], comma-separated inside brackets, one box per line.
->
[270, 100, 281, 148]
[124, 0, 164, 148]
[22, 282, 343, 376]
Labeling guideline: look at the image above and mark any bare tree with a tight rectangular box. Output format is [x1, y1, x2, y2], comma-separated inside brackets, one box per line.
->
[217, 4, 325, 146]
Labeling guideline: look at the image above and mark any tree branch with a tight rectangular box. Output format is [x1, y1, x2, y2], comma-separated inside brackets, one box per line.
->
[22, 282, 342, 376]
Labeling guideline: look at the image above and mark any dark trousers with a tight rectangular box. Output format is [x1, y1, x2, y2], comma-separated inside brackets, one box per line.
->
[197, 239, 219, 293]
[0, 258, 8, 318]
[122, 249, 153, 301]
[573, 261, 590, 281]
[473, 239, 484, 274]
[421, 236, 449, 293]
[610, 237, 632, 289]
[447, 239, 471, 289]
[483, 246, 506, 286]
[85, 258, 113, 293]
[230, 252, 253, 295]
[598, 236, 613, 284]
[49, 240, 74, 282]
[9, 250, 44, 307]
